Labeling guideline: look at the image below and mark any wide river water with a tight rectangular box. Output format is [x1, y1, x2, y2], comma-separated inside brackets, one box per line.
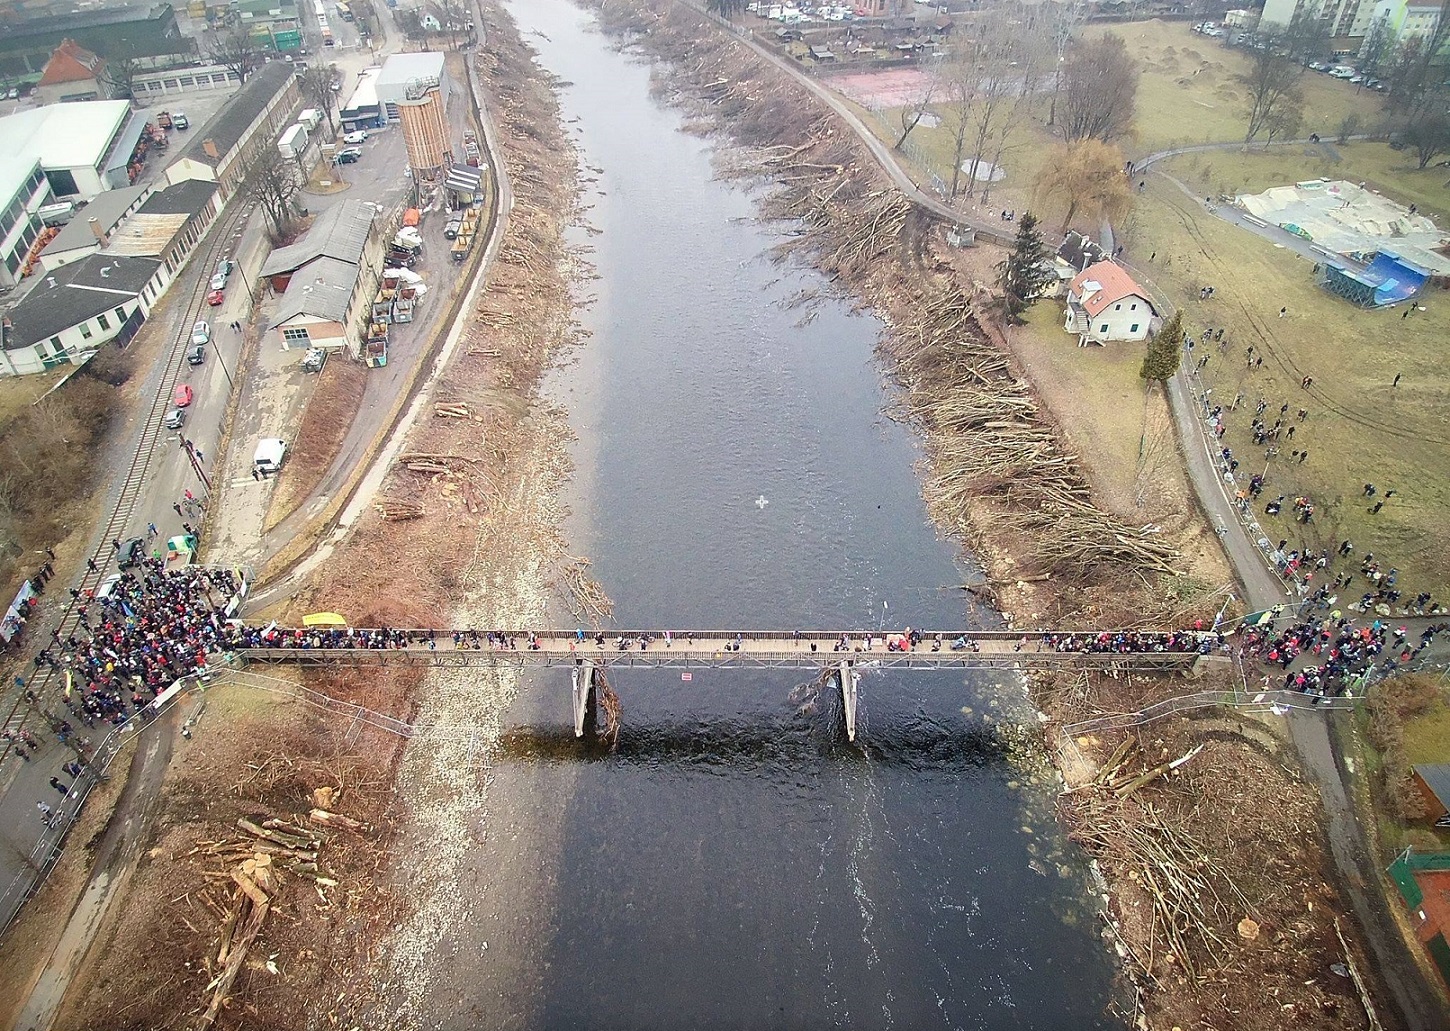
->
[434, 2, 1123, 1026]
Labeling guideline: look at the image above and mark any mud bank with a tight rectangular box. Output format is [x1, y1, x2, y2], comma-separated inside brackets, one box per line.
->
[579, 2, 1402, 1028]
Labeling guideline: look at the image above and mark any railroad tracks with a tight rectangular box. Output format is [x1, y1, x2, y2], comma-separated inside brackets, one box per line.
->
[0, 200, 257, 764]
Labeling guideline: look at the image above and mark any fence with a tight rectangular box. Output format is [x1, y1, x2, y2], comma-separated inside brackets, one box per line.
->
[0, 659, 413, 939]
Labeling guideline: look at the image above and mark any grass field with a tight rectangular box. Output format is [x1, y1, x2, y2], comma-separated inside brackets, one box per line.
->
[1126, 174, 1450, 594]
[1086, 20, 1386, 155]
[1167, 141, 1450, 222]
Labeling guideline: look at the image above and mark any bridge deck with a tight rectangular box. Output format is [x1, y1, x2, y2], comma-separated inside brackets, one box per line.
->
[237, 630, 1207, 672]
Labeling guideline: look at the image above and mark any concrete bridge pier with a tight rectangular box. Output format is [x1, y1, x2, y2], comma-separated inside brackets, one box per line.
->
[838, 661, 859, 742]
[571, 658, 596, 738]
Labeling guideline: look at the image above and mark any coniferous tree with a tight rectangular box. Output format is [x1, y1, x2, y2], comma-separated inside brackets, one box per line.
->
[997, 212, 1053, 323]
[1140, 310, 1183, 384]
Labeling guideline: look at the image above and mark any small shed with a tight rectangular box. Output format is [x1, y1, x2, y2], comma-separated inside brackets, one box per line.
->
[1412, 765, 1450, 824]
[809, 46, 836, 62]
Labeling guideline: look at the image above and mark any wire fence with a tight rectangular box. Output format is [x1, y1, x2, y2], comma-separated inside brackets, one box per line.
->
[0, 660, 415, 939]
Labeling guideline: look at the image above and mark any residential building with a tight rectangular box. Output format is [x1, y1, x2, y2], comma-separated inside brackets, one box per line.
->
[262, 198, 384, 353]
[1261, 0, 1440, 45]
[164, 61, 299, 199]
[0, 253, 163, 375]
[0, 100, 152, 285]
[35, 38, 110, 104]
[1062, 261, 1156, 345]
[103, 178, 221, 285]
[376, 52, 450, 175]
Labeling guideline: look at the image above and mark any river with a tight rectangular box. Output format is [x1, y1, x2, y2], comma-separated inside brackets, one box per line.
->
[425, 1, 1122, 1026]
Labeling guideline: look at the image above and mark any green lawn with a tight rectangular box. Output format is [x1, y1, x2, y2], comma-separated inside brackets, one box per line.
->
[1084, 20, 1387, 155]
[1405, 698, 1450, 767]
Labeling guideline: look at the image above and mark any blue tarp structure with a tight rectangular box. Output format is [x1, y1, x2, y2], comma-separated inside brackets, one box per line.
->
[1321, 251, 1430, 307]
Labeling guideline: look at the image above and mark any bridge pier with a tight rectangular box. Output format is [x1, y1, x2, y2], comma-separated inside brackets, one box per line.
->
[838, 661, 859, 742]
[571, 658, 596, 738]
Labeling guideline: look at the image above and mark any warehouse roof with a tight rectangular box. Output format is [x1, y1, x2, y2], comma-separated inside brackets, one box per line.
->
[180, 60, 293, 168]
[269, 255, 356, 328]
[260, 199, 374, 277]
[0, 100, 133, 211]
[44, 183, 152, 257]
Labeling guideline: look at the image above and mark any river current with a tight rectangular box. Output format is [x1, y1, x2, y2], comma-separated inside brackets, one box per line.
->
[435, 2, 1123, 1026]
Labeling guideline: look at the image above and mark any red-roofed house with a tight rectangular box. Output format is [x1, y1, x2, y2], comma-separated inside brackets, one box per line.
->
[36, 39, 110, 105]
[1063, 260, 1157, 345]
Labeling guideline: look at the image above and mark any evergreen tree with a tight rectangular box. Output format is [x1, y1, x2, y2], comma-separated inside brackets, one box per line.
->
[1140, 310, 1183, 384]
[996, 212, 1054, 323]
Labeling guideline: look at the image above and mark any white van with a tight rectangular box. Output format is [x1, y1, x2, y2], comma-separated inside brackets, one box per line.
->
[253, 438, 287, 476]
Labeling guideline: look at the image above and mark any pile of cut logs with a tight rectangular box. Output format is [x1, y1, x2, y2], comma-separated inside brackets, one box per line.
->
[191, 789, 367, 1027]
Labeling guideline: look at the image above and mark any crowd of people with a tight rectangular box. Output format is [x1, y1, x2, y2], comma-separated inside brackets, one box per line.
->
[1040, 629, 1216, 654]
[1238, 615, 1448, 696]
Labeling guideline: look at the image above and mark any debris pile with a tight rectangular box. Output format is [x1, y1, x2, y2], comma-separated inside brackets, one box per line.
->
[188, 786, 370, 1027]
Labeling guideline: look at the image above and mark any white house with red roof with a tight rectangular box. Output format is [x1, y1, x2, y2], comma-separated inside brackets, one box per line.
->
[1063, 260, 1157, 345]
[35, 39, 111, 105]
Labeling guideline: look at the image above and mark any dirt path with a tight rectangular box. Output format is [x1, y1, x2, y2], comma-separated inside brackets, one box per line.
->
[12, 714, 175, 1031]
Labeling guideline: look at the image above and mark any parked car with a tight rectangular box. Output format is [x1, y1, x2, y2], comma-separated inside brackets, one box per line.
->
[117, 537, 147, 570]
[337, 147, 363, 164]
[343, 130, 369, 144]
[210, 271, 228, 291]
[187, 344, 206, 366]
[5, 87, 17, 100]
[173, 383, 194, 407]
[192, 320, 210, 345]
[172, 112, 190, 129]
[206, 289, 224, 306]
[444, 219, 462, 239]
[164, 406, 187, 429]
[301, 347, 326, 372]
[216, 258, 234, 277]
[96, 573, 124, 601]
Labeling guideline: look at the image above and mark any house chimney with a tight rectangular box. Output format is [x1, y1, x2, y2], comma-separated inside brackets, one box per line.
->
[88, 216, 108, 245]
[202, 138, 220, 161]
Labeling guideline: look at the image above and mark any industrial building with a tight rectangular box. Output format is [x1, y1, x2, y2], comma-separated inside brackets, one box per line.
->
[0, 2, 190, 78]
[0, 100, 151, 286]
[375, 52, 451, 175]
[262, 199, 385, 353]
[164, 61, 299, 199]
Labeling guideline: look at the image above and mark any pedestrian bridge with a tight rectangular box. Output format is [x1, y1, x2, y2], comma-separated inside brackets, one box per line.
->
[238, 629, 1215, 741]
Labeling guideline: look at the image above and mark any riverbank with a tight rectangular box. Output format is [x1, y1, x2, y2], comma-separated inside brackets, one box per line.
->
[585, 1, 1400, 1027]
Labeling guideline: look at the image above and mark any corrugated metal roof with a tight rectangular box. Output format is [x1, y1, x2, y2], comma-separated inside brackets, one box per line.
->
[269, 255, 356, 328]
[44, 183, 151, 255]
[1416, 765, 1450, 807]
[178, 61, 293, 168]
[260, 199, 374, 277]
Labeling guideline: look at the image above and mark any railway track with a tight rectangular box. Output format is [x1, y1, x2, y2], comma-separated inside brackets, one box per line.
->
[0, 199, 256, 763]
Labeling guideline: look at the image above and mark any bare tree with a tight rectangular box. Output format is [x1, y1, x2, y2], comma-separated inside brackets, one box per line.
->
[1264, 98, 1303, 143]
[206, 26, 263, 85]
[300, 63, 340, 136]
[894, 64, 940, 151]
[1241, 49, 1303, 143]
[1278, 6, 1331, 68]
[1046, 0, 1087, 127]
[1402, 109, 1450, 168]
[1356, 14, 1394, 86]
[239, 148, 304, 239]
[100, 55, 141, 99]
[1059, 34, 1138, 143]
